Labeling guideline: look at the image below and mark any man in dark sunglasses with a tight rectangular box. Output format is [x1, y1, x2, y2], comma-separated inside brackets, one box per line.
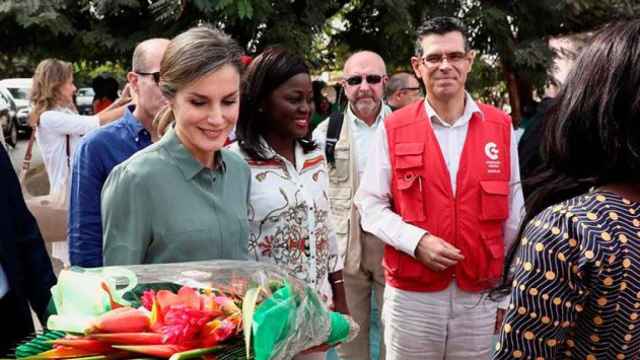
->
[68, 38, 170, 268]
[312, 50, 391, 360]
[384, 72, 423, 111]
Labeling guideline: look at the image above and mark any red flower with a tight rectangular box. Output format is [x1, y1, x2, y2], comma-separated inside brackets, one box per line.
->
[141, 290, 156, 311]
[160, 305, 214, 344]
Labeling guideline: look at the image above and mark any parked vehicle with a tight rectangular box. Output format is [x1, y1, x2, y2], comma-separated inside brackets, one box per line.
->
[76, 87, 95, 115]
[0, 78, 33, 132]
[0, 87, 18, 147]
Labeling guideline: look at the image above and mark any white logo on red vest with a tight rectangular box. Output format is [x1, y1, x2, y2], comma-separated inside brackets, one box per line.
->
[484, 142, 502, 174]
[484, 142, 499, 160]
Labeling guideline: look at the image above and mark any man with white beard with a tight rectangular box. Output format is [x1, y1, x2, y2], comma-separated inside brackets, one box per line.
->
[313, 51, 391, 360]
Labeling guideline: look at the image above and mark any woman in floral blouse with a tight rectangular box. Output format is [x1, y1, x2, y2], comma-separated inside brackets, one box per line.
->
[228, 48, 348, 356]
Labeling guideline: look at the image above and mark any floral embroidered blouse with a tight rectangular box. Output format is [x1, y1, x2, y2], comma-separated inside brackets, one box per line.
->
[228, 140, 342, 306]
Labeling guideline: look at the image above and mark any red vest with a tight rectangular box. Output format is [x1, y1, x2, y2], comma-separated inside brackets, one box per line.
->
[384, 101, 512, 292]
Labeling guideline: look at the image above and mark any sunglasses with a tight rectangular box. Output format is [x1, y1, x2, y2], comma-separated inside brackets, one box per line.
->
[136, 71, 160, 84]
[345, 74, 383, 86]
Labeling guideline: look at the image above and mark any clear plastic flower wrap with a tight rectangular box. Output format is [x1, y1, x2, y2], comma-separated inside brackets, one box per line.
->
[39, 260, 359, 360]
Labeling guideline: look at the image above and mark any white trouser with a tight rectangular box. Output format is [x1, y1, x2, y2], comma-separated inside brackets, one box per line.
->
[382, 282, 497, 360]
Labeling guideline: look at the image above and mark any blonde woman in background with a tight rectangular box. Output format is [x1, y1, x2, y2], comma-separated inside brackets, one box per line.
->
[30, 59, 129, 196]
[29, 59, 129, 267]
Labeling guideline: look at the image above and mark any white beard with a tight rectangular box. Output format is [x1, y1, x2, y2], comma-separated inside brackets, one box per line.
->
[353, 98, 379, 118]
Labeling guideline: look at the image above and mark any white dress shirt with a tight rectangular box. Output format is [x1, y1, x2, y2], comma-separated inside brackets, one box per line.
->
[313, 103, 392, 178]
[355, 94, 524, 258]
[36, 107, 99, 195]
[0, 264, 9, 299]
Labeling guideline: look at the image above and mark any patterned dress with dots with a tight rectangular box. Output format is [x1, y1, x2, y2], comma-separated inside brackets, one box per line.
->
[493, 190, 640, 359]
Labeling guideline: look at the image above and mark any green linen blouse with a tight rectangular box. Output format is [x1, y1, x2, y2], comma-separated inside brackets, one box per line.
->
[101, 127, 250, 265]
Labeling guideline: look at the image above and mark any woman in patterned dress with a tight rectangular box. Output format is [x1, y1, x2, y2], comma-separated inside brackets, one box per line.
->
[228, 47, 348, 358]
[492, 20, 640, 359]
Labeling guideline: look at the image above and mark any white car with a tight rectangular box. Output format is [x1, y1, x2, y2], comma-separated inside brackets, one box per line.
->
[0, 78, 33, 131]
[0, 88, 17, 147]
[76, 87, 95, 115]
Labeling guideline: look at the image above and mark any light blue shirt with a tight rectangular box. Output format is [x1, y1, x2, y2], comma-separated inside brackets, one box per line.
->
[345, 103, 392, 178]
[0, 263, 8, 298]
[312, 102, 392, 179]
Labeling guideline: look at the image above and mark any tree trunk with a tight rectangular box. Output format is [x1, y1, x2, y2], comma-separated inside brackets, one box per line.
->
[502, 62, 521, 126]
[502, 62, 535, 127]
[516, 76, 535, 126]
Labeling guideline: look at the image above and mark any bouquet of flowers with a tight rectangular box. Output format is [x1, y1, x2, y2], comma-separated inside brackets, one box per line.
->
[16, 261, 358, 360]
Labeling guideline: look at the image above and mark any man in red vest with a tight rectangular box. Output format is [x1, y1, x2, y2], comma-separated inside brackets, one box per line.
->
[355, 17, 524, 359]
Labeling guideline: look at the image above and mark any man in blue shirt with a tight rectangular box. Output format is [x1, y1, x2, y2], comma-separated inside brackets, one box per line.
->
[68, 38, 170, 267]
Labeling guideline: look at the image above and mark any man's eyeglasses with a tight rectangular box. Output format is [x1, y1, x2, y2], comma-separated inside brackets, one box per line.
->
[135, 71, 160, 84]
[421, 52, 468, 68]
[344, 74, 384, 86]
[401, 86, 421, 92]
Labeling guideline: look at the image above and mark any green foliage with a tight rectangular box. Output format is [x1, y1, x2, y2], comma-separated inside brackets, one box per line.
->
[73, 61, 128, 88]
[467, 56, 508, 109]
[1, 0, 639, 119]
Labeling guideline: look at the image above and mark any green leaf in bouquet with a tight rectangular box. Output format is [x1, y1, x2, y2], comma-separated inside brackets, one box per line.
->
[15, 330, 66, 358]
[327, 311, 351, 345]
[170, 340, 249, 360]
[242, 286, 261, 359]
[267, 279, 285, 294]
[252, 282, 298, 360]
[168, 345, 225, 360]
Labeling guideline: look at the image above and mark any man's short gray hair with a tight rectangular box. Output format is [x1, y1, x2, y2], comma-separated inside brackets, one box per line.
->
[385, 72, 412, 98]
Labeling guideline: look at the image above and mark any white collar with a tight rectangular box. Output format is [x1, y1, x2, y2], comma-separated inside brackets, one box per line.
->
[346, 102, 392, 128]
[424, 92, 483, 128]
[259, 137, 306, 170]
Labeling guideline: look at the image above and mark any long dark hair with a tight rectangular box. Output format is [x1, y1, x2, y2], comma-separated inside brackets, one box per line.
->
[237, 47, 316, 160]
[494, 19, 640, 297]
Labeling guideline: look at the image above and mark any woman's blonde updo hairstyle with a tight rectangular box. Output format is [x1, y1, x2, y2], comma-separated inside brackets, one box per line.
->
[154, 26, 244, 136]
[30, 58, 74, 127]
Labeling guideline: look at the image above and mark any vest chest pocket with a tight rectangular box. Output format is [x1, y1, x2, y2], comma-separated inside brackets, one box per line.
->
[329, 147, 350, 184]
[328, 189, 350, 264]
[328, 187, 352, 212]
[393, 142, 425, 222]
[479, 180, 509, 221]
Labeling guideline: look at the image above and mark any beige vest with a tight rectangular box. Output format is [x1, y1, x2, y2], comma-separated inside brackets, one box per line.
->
[327, 116, 363, 274]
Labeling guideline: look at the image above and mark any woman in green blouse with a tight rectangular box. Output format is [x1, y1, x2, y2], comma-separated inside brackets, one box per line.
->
[101, 27, 250, 265]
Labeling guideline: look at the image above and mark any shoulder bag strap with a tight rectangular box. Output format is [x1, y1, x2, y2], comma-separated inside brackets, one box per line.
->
[66, 134, 70, 168]
[325, 111, 344, 166]
[19, 128, 36, 183]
